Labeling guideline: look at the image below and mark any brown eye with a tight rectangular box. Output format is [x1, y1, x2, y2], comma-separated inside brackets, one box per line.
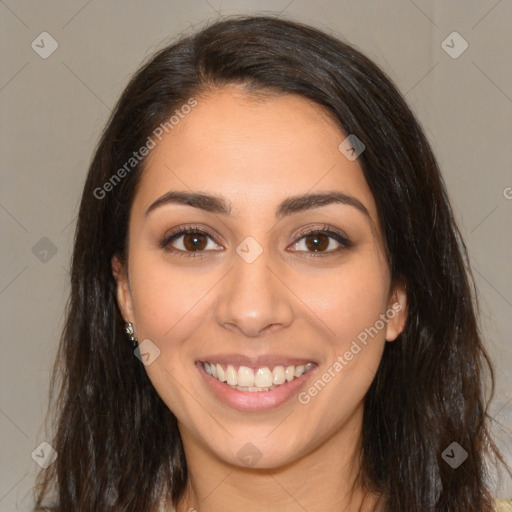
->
[290, 227, 353, 256]
[160, 227, 223, 257]
[304, 233, 330, 252]
[182, 232, 208, 251]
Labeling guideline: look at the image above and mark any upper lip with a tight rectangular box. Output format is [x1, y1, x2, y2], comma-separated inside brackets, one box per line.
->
[196, 354, 317, 368]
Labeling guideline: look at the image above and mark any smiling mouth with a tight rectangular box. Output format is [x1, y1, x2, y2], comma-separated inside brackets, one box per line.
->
[200, 361, 316, 392]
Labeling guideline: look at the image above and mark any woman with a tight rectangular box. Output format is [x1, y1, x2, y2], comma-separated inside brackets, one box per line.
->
[34, 15, 510, 512]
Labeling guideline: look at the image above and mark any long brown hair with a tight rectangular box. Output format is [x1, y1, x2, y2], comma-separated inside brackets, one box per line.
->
[34, 15, 507, 511]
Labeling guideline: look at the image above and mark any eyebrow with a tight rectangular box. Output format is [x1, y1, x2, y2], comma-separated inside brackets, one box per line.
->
[145, 190, 370, 219]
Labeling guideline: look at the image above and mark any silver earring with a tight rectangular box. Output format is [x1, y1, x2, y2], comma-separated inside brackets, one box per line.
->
[125, 322, 138, 349]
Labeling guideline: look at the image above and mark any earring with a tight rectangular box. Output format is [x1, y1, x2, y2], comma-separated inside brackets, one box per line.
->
[125, 322, 138, 349]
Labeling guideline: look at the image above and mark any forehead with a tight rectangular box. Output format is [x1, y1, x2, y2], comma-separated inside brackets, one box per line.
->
[132, 87, 379, 223]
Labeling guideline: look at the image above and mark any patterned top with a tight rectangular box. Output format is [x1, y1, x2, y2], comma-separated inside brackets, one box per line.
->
[496, 499, 512, 512]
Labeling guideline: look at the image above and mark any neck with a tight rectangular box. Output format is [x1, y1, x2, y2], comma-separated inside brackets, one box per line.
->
[175, 404, 382, 512]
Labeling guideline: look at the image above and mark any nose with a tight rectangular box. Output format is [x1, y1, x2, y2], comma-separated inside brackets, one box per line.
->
[214, 248, 294, 338]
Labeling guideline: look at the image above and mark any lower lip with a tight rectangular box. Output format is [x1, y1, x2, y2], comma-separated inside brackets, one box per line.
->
[196, 362, 316, 412]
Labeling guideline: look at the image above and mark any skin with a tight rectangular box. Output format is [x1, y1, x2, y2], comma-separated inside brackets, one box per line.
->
[113, 86, 407, 512]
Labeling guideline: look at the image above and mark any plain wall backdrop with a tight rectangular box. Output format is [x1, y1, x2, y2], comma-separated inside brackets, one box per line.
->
[1, 0, 511, 509]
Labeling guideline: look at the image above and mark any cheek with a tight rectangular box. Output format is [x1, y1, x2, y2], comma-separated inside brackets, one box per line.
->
[127, 251, 213, 414]
[297, 252, 391, 346]
[126, 250, 224, 410]
[292, 256, 390, 432]
[128, 250, 216, 343]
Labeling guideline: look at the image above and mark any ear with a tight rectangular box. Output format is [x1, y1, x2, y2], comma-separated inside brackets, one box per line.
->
[112, 254, 135, 324]
[385, 280, 408, 342]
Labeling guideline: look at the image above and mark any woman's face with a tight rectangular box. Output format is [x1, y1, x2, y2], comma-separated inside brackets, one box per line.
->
[113, 87, 407, 469]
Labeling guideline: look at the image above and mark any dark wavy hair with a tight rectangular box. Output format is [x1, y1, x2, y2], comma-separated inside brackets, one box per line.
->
[34, 15, 506, 512]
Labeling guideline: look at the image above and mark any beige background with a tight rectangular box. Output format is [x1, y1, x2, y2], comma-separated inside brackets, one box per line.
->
[1, 0, 511, 509]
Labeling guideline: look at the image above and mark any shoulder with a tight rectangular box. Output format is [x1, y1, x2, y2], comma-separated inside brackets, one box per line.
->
[495, 499, 512, 512]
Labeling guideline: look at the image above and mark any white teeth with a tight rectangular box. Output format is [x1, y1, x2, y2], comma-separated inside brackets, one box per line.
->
[204, 362, 314, 391]
[226, 364, 237, 386]
[254, 367, 273, 388]
[216, 364, 226, 382]
[238, 366, 255, 387]
[272, 366, 286, 385]
[234, 386, 273, 392]
[294, 365, 305, 378]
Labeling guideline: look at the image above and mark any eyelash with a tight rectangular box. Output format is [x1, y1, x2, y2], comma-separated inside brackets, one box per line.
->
[159, 224, 353, 259]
